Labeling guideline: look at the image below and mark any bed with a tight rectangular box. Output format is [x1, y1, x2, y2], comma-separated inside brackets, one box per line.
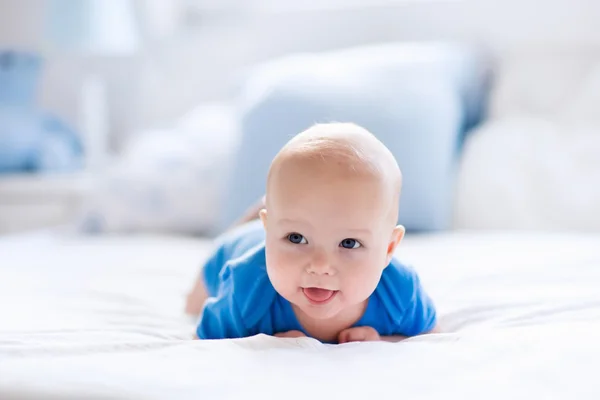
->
[2, 229, 600, 399]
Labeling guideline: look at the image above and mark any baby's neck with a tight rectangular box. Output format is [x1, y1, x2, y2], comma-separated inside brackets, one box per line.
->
[292, 300, 368, 343]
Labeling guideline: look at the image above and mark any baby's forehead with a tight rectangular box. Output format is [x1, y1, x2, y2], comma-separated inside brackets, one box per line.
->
[275, 148, 381, 178]
[272, 134, 389, 179]
[270, 162, 392, 213]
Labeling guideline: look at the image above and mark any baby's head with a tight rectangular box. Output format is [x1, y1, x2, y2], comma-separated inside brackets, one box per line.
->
[259, 123, 405, 321]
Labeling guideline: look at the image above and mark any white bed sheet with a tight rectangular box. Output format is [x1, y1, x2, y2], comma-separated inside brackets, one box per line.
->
[1, 230, 600, 399]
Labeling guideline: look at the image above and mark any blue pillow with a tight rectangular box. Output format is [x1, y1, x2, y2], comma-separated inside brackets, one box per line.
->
[221, 42, 493, 232]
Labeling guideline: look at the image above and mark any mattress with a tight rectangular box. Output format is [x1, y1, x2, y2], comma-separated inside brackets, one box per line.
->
[1, 230, 600, 399]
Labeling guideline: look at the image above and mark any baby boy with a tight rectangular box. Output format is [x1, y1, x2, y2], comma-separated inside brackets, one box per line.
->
[189, 122, 439, 343]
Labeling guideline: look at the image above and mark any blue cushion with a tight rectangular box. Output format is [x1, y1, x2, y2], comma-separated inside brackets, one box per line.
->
[221, 42, 492, 232]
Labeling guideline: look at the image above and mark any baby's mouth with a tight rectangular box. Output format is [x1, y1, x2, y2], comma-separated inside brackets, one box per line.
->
[302, 287, 338, 304]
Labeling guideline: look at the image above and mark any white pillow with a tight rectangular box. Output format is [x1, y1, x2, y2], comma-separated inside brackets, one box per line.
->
[453, 115, 600, 231]
[77, 103, 239, 235]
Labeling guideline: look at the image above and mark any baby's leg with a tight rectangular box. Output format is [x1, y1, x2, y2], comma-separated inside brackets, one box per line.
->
[185, 278, 209, 315]
[184, 196, 265, 316]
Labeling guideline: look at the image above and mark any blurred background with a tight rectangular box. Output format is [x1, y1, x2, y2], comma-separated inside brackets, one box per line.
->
[0, 0, 599, 237]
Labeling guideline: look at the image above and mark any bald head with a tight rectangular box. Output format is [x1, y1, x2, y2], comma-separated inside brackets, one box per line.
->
[266, 123, 402, 223]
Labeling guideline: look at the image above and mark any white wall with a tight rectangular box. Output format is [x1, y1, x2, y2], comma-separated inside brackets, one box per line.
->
[2, 0, 600, 146]
[136, 0, 600, 127]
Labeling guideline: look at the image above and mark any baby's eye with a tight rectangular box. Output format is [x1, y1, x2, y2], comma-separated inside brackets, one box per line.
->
[287, 233, 307, 244]
[340, 238, 361, 249]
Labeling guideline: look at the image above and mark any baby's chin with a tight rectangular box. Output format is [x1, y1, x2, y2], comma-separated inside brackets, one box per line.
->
[296, 303, 343, 320]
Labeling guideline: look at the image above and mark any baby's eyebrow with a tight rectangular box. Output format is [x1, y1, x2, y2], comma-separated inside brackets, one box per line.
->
[343, 228, 373, 236]
[277, 218, 312, 226]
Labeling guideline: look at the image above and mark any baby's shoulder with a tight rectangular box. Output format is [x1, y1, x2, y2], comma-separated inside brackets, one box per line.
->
[373, 258, 423, 310]
[363, 258, 437, 336]
[220, 244, 277, 327]
[215, 219, 266, 262]
[197, 244, 277, 339]
[383, 257, 420, 280]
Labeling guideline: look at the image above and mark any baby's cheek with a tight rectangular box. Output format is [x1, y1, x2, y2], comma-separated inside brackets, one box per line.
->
[266, 251, 298, 293]
[340, 275, 368, 301]
[344, 259, 384, 297]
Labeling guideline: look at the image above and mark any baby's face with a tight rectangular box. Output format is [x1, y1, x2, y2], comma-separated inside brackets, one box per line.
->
[261, 159, 402, 321]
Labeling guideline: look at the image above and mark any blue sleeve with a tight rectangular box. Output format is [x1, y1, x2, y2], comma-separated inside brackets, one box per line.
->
[201, 220, 266, 297]
[196, 265, 248, 339]
[201, 244, 227, 298]
[383, 262, 437, 336]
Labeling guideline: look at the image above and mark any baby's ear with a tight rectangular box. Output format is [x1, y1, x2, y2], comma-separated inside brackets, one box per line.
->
[259, 209, 268, 230]
[385, 225, 405, 265]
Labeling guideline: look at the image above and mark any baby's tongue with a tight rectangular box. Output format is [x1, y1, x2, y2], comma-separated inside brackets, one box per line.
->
[303, 287, 334, 302]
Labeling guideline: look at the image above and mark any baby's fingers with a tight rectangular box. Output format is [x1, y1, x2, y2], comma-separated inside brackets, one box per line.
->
[337, 330, 349, 343]
[338, 329, 364, 343]
[338, 327, 380, 343]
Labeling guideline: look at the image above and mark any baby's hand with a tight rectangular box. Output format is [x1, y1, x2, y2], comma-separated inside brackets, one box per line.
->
[274, 330, 306, 338]
[338, 326, 380, 343]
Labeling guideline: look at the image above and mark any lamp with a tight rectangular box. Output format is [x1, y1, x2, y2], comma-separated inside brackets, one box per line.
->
[44, 0, 140, 171]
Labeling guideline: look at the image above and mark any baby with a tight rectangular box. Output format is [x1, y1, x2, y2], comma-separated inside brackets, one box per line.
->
[188, 122, 439, 343]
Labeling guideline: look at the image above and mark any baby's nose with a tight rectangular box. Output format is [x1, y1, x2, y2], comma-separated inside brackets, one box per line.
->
[307, 252, 334, 275]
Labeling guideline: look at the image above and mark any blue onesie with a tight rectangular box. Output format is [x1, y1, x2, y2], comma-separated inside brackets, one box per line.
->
[196, 220, 437, 342]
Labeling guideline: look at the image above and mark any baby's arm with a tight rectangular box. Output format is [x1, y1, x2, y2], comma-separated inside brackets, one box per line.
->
[390, 264, 438, 338]
[337, 264, 440, 343]
[196, 265, 249, 339]
[196, 294, 247, 339]
[185, 278, 209, 316]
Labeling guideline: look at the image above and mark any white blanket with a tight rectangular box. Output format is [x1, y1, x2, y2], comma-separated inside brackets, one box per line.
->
[1, 231, 600, 399]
